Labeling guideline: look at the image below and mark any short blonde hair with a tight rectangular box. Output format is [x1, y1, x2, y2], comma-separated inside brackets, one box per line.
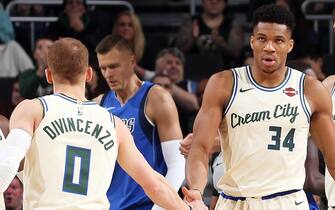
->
[47, 38, 88, 84]
[112, 10, 145, 62]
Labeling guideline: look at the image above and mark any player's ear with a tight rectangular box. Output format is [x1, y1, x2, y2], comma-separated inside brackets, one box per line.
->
[287, 39, 294, 53]
[130, 54, 136, 67]
[45, 68, 53, 84]
[250, 35, 254, 50]
[85, 67, 93, 82]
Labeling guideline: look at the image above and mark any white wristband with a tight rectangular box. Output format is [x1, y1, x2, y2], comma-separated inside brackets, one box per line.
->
[0, 129, 31, 192]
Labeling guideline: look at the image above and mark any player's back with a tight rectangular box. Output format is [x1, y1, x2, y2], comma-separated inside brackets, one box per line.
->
[23, 93, 118, 210]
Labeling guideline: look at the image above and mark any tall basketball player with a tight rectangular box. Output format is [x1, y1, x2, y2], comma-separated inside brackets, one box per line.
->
[95, 34, 185, 210]
[184, 4, 335, 210]
[0, 38, 206, 210]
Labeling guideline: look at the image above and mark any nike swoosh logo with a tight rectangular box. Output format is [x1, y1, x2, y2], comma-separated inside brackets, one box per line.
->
[239, 88, 255, 93]
[215, 162, 223, 167]
[295, 201, 304, 205]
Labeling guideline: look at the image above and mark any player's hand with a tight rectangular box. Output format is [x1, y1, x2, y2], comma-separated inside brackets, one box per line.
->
[179, 133, 193, 158]
[182, 187, 202, 203]
[188, 200, 208, 210]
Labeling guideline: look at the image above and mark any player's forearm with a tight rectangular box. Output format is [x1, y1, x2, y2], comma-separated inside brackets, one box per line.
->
[171, 85, 199, 112]
[144, 173, 189, 210]
[186, 144, 209, 194]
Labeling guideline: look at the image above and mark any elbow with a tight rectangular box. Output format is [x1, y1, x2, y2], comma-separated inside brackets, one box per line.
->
[142, 174, 165, 197]
[303, 174, 325, 196]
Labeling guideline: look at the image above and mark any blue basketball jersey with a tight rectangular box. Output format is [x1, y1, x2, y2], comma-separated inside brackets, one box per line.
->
[101, 82, 167, 210]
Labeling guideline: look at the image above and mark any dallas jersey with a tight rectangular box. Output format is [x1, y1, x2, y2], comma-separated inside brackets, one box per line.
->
[0, 129, 5, 210]
[325, 83, 335, 207]
[101, 82, 167, 210]
[23, 93, 118, 210]
[218, 66, 311, 197]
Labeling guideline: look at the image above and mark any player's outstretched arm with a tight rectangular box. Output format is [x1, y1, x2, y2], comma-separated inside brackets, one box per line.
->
[146, 86, 185, 193]
[307, 77, 335, 179]
[0, 99, 42, 192]
[115, 117, 207, 210]
[185, 71, 231, 201]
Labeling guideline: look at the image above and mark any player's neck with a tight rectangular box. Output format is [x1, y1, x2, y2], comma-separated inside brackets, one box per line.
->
[250, 65, 288, 88]
[115, 76, 142, 105]
[53, 83, 87, 101]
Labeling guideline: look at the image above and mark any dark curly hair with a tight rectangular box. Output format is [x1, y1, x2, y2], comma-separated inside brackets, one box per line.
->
[252, 4, 296, 33]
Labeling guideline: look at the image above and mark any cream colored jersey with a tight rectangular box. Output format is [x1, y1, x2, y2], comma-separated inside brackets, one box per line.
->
[23, 94, 118, 210]
[218, 66, 311, 197]
[325, 84, 335, 207]
[0, 129, 5, 210]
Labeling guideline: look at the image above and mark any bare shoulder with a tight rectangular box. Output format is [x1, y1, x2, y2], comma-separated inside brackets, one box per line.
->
[304, 75, 332, 114]
[145, 84, 178, 122]
[10, 99, 43, 134]
[147, 85, 175, 106]
[204, 70, 234, 105]
[322, 75, 335, 93]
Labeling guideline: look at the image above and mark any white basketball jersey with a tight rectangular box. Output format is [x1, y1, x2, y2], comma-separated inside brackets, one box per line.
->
[0, 129, 5, 210]
[325, 84, 335, 207]
[218, 66, 311, 197]
[23, 94, 118, 210]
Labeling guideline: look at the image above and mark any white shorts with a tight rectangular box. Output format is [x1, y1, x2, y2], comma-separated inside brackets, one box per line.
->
[215, 190, 308, 210]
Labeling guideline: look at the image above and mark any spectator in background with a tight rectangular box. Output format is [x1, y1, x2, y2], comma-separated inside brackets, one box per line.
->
[175, 0, 244, 68]
[155, 47, 199, 136]
[11, 4, 49, 52]
[11, 78, 24, 109]
[47, 0, 97, 52]
[3, 176, 23, 210]
[296, 44, 325, 81]
[19, 38, 53, 99]
[0, 11, 34, 118]
[85, 67, 100, 99]
[112, 10, 155, 80]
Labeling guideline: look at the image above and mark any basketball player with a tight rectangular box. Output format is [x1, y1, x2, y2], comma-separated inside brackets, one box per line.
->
[183, 4, 335, 210]
[0, 38, 206, 210]
[322, 75, 335, 209]
[95, 35, 185, 210]
[0, 114, 8, 210]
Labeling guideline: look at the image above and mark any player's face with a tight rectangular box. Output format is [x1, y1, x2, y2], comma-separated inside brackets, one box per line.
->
[97, 48, 135, 91]
[4, 178, 23, 209]
[115, 14, 134, 41]
[250, 22, 293, 74]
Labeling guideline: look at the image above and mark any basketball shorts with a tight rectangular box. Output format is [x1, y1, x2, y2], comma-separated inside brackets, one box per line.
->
[215, 189, 308, 210]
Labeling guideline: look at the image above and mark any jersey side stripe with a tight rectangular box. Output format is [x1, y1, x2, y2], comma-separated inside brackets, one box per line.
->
[224, 68, 238, 116]
[299, 74, 311, 123]
[38, 97, 48, 113]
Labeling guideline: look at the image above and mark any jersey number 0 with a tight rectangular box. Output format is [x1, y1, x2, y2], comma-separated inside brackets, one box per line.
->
[62, 145, 91, 195]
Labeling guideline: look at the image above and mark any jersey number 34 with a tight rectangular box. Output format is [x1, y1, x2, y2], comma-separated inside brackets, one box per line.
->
[267, 126, 295, 152]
